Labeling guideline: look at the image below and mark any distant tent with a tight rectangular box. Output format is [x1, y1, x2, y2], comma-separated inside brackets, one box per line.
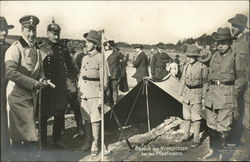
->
[105, 76, 183, 129]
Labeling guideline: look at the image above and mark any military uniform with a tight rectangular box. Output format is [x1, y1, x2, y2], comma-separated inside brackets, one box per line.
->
[39, 40, 76, 145]
[132, 50, 149, 83]
[151, 52, 172, 81]
[5, 36, 43, 142]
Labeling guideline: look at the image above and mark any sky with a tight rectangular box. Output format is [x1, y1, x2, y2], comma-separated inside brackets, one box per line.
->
[0, 1, 249, 44]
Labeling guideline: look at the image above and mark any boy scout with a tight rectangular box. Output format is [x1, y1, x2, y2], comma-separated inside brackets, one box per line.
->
[203, 27, 242, 160]
[1, 16, 14, 155]
[151, 43, 172, 81]
[132, 44, 149, 83]
[179, 44, 208, 147]
[227, 13, 249, 144]
[39, 18, 77, 149]
[5, 15, 46, 156]
[78, 30, 110, 156]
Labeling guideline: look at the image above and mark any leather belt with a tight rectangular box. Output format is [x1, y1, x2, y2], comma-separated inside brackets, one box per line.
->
[186, 84, 203, 89]
[82, 76, 100, 81]
[210, 80, 234, 86]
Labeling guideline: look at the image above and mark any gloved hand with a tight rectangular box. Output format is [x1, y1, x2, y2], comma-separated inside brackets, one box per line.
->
[34, 79, 47, 89]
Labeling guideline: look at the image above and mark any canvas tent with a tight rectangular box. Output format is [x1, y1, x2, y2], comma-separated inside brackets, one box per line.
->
[105, 75, 183, 129]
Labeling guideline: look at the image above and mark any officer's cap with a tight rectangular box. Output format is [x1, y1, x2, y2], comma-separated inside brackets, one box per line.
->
[0, 16, 14, 30]
[19, 15, 39, 29]
[133, 44, 143, 49]
[47, 17, 61, 33]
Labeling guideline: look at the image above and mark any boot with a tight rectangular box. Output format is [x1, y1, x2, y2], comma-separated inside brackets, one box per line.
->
[231, 128, 250, 161]
[191, 121, 200, 148]
[202, 129, 221, 160]
[91, 122, 100, 156]
[180, 120, 191, 142]
[80, 122, 93, 151]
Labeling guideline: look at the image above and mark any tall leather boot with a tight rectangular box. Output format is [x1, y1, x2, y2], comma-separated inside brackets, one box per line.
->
[180, 120, 191, 142]
[91, 121, 100, 156]
[203, 129, 221, 160]
[191, 121, 201, 148]
[80, 121, 92, 151]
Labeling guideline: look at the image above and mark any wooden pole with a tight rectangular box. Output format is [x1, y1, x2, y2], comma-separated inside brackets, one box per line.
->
[144, 78, 151, 132]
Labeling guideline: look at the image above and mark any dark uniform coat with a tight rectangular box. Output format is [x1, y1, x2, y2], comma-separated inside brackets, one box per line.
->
[151, 52, 172, 81]
[107, 50, 123, 80]
[5, 37, 44, 141]
[132, 51, 149, 82]
[1, 41, 11, 148]
[39, 40, 76, 116]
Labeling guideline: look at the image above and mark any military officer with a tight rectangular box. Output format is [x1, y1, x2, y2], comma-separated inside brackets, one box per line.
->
[203, 27, 242, 160]
[151, 43, 172, 81]
[39, 18, 77, 149]
[132, 44, 149, 83]
[0, 16, 14, 156]
[179, 44, 208, 147]
[5, 15, 46, 156]
[78, 30, 110, 156]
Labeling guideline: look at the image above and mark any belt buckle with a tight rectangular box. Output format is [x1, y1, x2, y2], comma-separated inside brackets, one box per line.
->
[215, 80, 221, 86]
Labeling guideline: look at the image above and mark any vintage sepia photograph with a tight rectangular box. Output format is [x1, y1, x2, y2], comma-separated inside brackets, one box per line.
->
[0, 1, 249, 161]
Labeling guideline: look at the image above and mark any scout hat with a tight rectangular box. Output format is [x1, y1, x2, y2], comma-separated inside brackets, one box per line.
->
[19, 15, 39, 29]
[185, 44, 200, 57]
[47, 17, 61, 33]
[228, 14, 248, 29]
[83, 30, 101, 45]
[199, 49, 212, 63]
[212, 27, 233, 41]
[157, 42, 165, 49]
[0, 17, 14, 30]
[133, 44, 143, 49]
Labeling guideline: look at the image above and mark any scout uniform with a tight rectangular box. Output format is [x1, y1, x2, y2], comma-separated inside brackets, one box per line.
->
[132, 44, 149, 83]
[151, 43, 172, 81]
[228, 14, 250, 161]
[39, 19, 77, 148]
[179, 44, 208, 147]
[5, 15, 43, 149]
[0, 16, 14, 154]
[203, 27, 242, 160]
[78, 30, 110, 155]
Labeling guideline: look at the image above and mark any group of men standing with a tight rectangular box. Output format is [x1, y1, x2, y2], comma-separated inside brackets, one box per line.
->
[0, 12, 249, 161]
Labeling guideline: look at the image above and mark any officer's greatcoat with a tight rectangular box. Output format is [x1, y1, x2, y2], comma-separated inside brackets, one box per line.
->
[5, 37, 43, 141]
[39, 41, 76, 116]
[78, 50, 110, 123]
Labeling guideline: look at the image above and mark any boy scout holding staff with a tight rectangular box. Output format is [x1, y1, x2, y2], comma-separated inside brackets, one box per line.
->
[203, 27, 244, 160]
[78, 30, 110, 156]
[179, 44, 208, 148]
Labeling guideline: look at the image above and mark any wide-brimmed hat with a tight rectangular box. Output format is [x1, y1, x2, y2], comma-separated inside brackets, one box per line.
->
[19, 15, 39, 29]
[133, 44, 143, 49]
[0, 16, 14, 30]
[83, 30, 101, 45]
[185, 44, 200, 57]
[199, 49, 212, 63]
[228, 14, 248, 29]
[212, 27, 233, 41]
